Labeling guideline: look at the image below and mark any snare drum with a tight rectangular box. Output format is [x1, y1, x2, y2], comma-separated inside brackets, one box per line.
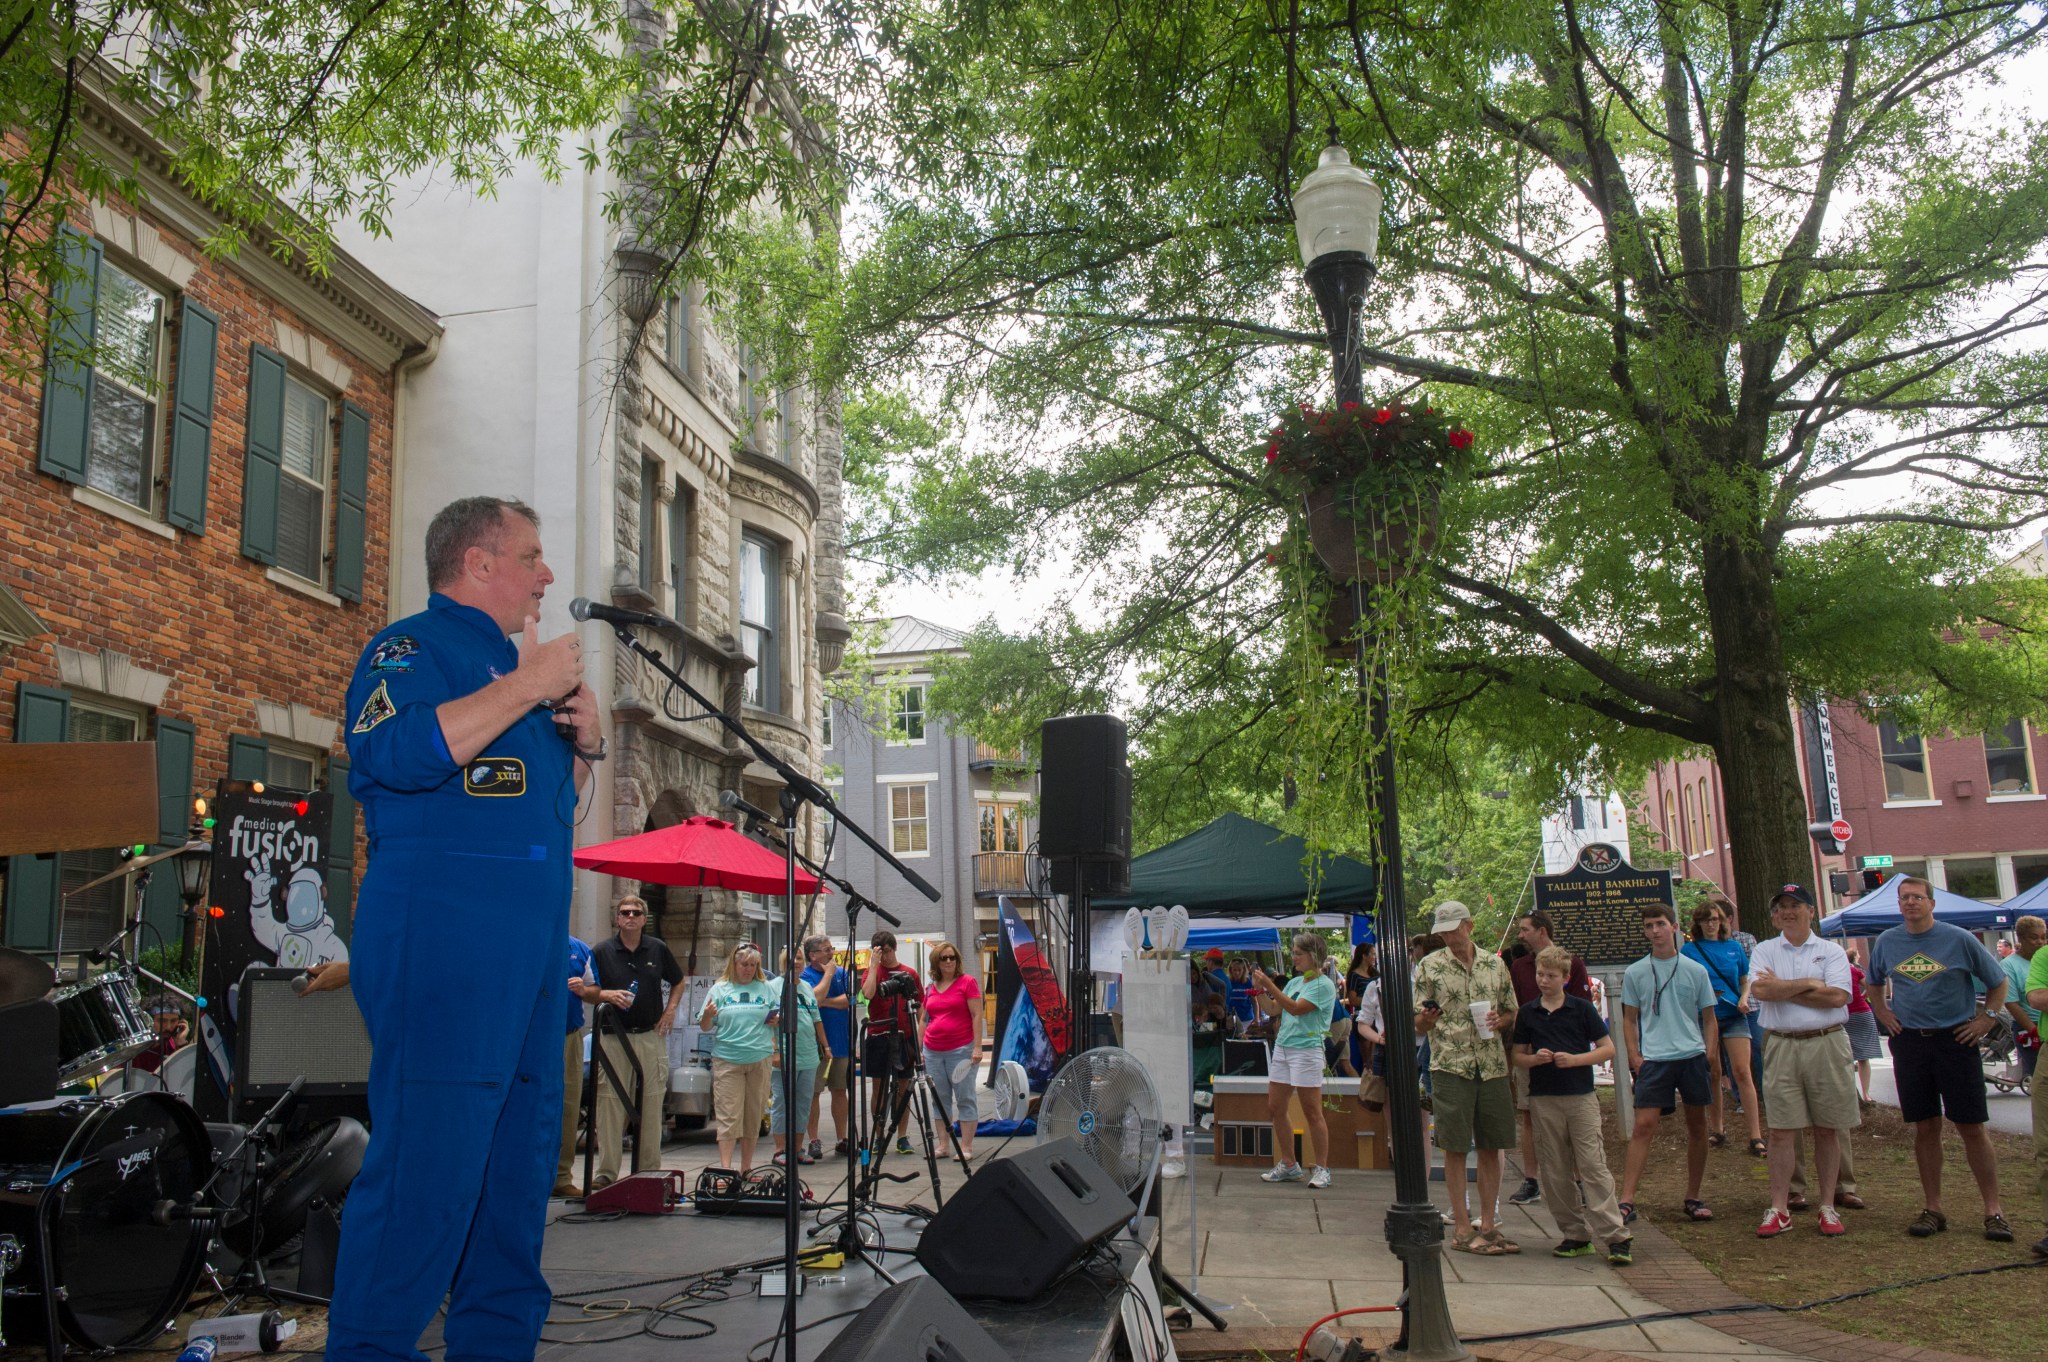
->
[52, 970, 155, 1083]
[95, 1045, 197, 1102]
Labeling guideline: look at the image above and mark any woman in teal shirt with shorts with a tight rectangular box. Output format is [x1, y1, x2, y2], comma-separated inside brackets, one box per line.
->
[1253, 933, 1338, 1189]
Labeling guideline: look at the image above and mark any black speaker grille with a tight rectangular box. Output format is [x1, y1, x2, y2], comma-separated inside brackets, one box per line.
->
[815, 1275, 1008, 1362]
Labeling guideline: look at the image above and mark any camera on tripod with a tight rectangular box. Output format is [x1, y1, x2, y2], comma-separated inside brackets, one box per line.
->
[874, 972, 920, 1002]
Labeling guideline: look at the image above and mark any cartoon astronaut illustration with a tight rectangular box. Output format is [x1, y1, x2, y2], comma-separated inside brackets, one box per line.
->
[248, 863, 349, 969]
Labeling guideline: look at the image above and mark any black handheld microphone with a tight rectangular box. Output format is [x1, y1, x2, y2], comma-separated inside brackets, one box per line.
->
[569, 597, 674, 630]
[720, 788, 778, 826]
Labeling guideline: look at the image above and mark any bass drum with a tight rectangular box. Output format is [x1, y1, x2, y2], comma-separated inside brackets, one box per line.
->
[0, 1092, 210, 1349]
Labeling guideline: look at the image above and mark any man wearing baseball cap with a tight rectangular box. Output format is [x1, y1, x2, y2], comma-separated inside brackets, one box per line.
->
[1413, 900, 1520, 1254]
[1750, 884, 1858, 1239]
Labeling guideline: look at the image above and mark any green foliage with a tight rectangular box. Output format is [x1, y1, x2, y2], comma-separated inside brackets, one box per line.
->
[828, 0, 2048, 915]
[136, 943, 195, 997]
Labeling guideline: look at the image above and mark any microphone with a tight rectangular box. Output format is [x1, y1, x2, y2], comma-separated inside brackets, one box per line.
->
[569, 597, 674, 630]
[720, 788, 778, 826]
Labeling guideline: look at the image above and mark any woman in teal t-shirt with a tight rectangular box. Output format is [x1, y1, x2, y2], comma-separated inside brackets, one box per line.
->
[1250, 932, 1338, 1189]
[769, 948, 829, 1167]
[698, 945, 776, 1171]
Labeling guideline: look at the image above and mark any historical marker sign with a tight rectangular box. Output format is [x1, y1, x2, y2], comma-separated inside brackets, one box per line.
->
[1531, 843, 1674, 967]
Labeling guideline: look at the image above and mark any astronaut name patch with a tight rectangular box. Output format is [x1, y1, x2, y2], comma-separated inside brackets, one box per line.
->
[369, 635, 421, 673]
[352, 679, 397, 734]
[465, 758, 528, 797]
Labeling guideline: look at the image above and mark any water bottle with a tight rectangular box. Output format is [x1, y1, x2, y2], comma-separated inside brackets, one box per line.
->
[626, 979, 640, 1008]
[175, 1338, 218, 1362]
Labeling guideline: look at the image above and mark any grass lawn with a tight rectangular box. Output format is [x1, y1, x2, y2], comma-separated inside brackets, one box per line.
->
[1599, 1093, 2046, 1362]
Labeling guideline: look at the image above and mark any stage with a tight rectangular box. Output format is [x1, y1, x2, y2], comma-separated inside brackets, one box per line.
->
[417, 1137, 1177, 1362]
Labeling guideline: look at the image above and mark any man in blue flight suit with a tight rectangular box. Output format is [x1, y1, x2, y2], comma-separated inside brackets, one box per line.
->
[327, 497, 601, 1362]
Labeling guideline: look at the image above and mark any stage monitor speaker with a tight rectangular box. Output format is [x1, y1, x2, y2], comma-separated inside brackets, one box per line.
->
[1038, 715, 1130, 862]
[816, 1275, 1008, 1362]
[235, 967, 373, 1101]
[916, 1136, 1135, 1301]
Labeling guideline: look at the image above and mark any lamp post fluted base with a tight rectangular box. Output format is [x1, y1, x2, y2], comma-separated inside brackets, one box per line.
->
[1380, 1202, 1474, 1362]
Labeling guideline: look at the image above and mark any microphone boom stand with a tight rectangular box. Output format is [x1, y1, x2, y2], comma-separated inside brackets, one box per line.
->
[601, 625, 940, 1362]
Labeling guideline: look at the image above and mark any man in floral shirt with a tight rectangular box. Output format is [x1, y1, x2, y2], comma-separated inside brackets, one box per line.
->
[1414, 901, 1521, 1254]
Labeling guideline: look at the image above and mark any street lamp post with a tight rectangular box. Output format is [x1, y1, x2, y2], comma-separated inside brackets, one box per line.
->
[1294, 139, 1471, 1362]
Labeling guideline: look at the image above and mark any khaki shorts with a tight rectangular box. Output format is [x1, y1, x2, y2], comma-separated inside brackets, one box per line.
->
[1432, 1072, 1515, 1152]
[1762, 1029, 1862, 1132]
[820, 1055, 851, 1091]
[1507, 1060, 1530, 1112]
[711, 1056, 773, 1145]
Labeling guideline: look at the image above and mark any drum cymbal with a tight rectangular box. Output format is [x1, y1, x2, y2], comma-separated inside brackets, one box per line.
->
[0, 944, 56, 1007]
[63, 841, 198, 898]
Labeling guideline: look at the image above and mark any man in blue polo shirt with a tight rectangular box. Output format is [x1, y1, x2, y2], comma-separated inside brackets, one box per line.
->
[1866, 876, 2010, 1242]
[801, 934, 852, 1157]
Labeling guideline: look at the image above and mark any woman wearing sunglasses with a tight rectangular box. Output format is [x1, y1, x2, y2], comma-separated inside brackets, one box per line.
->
[921, 942, 984, 1161]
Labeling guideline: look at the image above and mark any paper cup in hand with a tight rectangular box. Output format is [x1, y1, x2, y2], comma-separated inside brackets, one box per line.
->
[1469, 1001, 1495, 1038]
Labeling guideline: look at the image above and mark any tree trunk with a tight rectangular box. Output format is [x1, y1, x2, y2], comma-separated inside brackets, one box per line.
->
[1700, 535, 1815, 939]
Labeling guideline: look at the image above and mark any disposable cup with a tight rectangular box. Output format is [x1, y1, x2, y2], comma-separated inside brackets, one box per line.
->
[1469, 1001, 1495, 1038]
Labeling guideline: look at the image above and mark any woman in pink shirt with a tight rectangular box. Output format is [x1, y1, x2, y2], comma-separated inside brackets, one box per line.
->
[921, 942, 985, 1161]
[1844, 948, 1880, 1106]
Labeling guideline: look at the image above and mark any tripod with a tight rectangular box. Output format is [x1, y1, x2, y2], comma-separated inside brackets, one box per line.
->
[195, 1078, 329, 1309]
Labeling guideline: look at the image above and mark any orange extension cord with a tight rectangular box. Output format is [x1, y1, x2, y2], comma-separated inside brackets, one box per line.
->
[1296, 1305, 1400, 1360]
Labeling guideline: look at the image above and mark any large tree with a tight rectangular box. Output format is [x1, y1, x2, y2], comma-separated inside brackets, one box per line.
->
[836, 0, 2048, 925]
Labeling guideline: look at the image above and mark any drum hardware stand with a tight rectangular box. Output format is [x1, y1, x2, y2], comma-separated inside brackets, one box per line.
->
[0, 1231, 22, 1349]
[195, 1077, 328, 1309]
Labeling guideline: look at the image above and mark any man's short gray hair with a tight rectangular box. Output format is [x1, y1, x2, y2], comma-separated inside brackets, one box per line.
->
[425, 497, 540, 590]
[801, 934, 833, 956]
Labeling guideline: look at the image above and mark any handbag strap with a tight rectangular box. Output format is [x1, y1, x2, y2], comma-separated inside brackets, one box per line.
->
[1691, 941, 1743, 1004]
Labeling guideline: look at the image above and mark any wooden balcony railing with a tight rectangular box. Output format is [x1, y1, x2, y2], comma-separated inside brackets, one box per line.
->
[973, 851, 1040, 896]
[971, 741, 1029, 766]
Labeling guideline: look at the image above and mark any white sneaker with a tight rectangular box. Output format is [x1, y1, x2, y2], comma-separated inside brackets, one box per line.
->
[1260, 1161, 1305, 1183]
[1308, 1166, 1332, 1189]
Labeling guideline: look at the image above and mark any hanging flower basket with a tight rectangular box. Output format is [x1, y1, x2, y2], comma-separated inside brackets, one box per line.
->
[1258, 397, 1473, 583]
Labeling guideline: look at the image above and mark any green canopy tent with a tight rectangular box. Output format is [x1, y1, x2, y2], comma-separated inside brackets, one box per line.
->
[1091, 811, 1376, 929]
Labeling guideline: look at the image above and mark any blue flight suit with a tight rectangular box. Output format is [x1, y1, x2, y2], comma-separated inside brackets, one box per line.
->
[327, 593, 576, 1362]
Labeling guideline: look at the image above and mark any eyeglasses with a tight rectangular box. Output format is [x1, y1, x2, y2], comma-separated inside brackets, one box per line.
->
[617, 909, 646, 918]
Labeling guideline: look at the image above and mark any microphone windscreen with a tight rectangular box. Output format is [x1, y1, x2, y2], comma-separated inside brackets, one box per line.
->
[569, 596, 594, 622]
[719, 789, 741, 810]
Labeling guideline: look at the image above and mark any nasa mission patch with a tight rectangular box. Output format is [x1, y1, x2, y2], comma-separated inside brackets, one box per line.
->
[352, 679, 397, 734]
[464, 758, 528, 797]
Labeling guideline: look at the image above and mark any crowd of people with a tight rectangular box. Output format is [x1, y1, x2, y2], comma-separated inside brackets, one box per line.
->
[548, 921, 987, 1194]
[1217, 879, 2048, 1266]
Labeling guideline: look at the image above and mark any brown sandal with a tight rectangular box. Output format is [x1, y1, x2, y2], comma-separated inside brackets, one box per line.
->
[1477, 1227, 1522, 1254]
[1448, 1226, 1483, 1253]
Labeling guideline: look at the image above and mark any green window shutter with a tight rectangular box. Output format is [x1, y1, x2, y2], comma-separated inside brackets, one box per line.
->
[38, 227, 100, 484]
[154, 717, 196, 844]
[165, 298, 220, 533]
[332, 400, 371, 602]
[228, 733, 269, 782]
[325, 753, 354, 942]
[140, 715, 198, 954]
[5, 682, 72, 949]
[240, 345, 287, 564]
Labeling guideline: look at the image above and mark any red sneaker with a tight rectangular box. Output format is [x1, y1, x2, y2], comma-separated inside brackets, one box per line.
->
[1757, 1208, 1794, 1238]
[1818, 1207, 1846, 1237]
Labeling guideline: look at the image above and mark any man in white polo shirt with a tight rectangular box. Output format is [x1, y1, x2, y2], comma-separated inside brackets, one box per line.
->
[1750, 883, 1859, 1239]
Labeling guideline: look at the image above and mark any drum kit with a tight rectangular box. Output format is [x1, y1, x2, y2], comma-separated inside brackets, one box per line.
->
[0, 847, 359, 1359]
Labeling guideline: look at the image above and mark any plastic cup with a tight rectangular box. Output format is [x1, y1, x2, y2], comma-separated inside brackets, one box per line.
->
[1469, 1001, 1495, 1038]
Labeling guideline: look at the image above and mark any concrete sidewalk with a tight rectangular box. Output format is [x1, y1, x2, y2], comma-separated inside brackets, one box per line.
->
[1154, 1160, 1802, 1362]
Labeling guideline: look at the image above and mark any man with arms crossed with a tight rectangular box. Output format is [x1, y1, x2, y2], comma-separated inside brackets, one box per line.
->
[1750, 884, 1858, 1238]
[1865, 876, 2010, 1241]
[1617, 903, 1720, 1226]
[329, 497, 599, 1362]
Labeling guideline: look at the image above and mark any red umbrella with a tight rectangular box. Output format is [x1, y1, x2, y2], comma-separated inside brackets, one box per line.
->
[573, 815, 826, 896]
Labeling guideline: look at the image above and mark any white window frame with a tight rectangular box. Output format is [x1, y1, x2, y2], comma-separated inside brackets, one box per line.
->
[274, 372, 333, 588]
[63, 697, 148, 945]
[264, 740, 326, 795]
[739, 531, 782, 713]
[663, 288, 693, 377]
[85, 255, 169, 514]
[890, 783, 931, 858]
[890, 684, 928, 745]
[1878, 718, 1936, 805]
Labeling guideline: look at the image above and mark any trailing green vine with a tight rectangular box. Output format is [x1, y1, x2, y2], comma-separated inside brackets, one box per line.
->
[1259, 395, 1476, 919]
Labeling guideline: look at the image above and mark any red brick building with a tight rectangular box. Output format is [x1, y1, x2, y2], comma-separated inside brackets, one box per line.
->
[0, 95, 439, 958]
[1640, 547, 2048, 916]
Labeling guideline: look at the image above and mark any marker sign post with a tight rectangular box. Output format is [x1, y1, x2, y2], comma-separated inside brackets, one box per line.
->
[1532, 843, 1676, 1132]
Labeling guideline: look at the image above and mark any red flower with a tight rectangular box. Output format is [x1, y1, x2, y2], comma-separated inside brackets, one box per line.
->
[1265, 443, 1278, 462]
[1340, 400, 1361, 413]
[1448, 428, 1474, 450]
[1266, 551, 1278, 565]
[1373, 408, 1392, 424]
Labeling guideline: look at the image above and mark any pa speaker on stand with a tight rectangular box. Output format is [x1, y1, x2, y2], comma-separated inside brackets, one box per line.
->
[1039, 715, 1132, 1054]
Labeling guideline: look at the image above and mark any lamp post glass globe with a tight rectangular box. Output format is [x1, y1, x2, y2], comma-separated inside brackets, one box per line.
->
[1293, 142, 1384, 269]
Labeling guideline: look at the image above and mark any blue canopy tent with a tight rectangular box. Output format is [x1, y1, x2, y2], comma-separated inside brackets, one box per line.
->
[1997, 874, 2048, 920]
[1185, 925, 1284, 954]
[1818, 876, 2018, 936]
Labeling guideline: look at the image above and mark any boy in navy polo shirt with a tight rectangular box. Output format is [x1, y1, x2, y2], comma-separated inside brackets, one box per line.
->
[1514, 946, 1628, 1264]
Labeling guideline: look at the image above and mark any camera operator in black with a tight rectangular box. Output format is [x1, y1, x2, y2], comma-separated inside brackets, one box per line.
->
[860, 930, 922, 1155]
